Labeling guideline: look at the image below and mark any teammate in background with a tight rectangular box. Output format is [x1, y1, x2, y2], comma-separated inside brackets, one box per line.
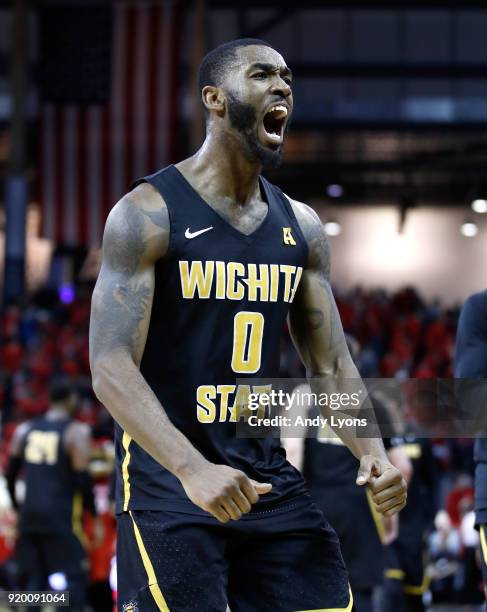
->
[382, 432, 437, 612]
[306, 421, 410, 612]
[5, 378, 99, 612]
[455, 289, 487, 600]
[90, 38, 406, 611]
[284, 338, 411, 612]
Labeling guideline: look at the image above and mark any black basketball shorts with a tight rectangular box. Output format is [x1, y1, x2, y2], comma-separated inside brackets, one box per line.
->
[116, 498, 352, 612]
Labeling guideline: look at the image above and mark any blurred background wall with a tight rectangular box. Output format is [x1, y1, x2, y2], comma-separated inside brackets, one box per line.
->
[0, 0, 486, 305]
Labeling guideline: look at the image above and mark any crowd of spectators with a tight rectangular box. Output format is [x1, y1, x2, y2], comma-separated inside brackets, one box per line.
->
[0, 283, 483, 607]
[280, 285, 458, 380]
[0, 283, 115, 609]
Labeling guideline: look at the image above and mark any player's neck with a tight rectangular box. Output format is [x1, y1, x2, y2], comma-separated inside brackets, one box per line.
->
[183, 133, 262, 205]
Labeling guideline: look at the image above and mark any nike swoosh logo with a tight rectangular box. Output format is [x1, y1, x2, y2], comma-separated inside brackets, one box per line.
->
[185, 226, 214, 239]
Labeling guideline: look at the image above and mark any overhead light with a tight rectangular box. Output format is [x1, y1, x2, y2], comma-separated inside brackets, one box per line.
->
[472, 199, 487, 214]
[326, 184, 343, 198]
[461, 222, 478, 237]
[324, 221, 341, 236]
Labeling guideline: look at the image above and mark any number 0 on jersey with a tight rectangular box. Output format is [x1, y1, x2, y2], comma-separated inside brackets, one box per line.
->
[231, 311, 265, 374]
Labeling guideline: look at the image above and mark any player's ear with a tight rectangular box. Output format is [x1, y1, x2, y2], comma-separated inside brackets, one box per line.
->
[202, 85, 225, 116]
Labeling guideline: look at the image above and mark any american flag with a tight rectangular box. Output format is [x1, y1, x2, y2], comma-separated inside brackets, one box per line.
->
[38, 1, 180, 247]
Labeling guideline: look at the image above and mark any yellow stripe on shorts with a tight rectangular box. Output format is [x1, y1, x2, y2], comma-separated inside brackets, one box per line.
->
[385, 568, 405, 580]
[129, 511, 169, 612]
[403, 574, 431, 596]
[480, 525, 487, 565]
[365, 487, 386, 542]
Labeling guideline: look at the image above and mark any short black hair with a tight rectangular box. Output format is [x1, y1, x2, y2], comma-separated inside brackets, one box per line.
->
[198, 38, 274, 96]
[49, 377, 75, 403]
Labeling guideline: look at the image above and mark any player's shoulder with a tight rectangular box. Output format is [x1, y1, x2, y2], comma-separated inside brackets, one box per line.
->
[460, 290, 487, 326]
[463, 290, 487, 312]
[67, 420, 91, 436]
[282, 193, 330, 273]
[103, 182, 170, 262]
[282, 193, 324, 241]
[64, 420, 91, 444]
[14, 420, 32, 439]
[9, 420, 32, 455]
[111, 181, 169, 228]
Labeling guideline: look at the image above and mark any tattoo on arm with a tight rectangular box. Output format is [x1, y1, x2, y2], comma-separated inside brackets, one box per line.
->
[93, 280, 153, 360]
[140, 208, 169, 230]
[307, 308, 325, 331]
[288, 200, 346, 358]
[90, 194, 167, 367]
[302, 282, 344, 351]
[104, 197, 146, 275]
[297, 206, 331, 280]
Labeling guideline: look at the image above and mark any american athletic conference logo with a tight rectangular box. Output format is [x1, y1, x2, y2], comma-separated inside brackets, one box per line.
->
[122, 601, 139, 612]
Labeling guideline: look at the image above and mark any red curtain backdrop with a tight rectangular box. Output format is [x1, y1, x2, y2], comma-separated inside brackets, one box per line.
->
[38, 1, 180, 247]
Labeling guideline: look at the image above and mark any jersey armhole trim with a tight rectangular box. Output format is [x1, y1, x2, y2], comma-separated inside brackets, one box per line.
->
[267, 181, 310, 263]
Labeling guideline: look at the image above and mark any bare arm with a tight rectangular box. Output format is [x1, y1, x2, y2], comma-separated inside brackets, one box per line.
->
[65, 422, 92, 471]
[387, 445, 413, 484]
[287, 199, 407, 516]
[5, 422, 29, 509]
[90, 184, 268, 522]
[8, 422, 29, 459]
[64, 421, 99, 521]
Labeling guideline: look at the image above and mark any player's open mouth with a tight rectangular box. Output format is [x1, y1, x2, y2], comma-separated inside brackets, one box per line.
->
[261, 104, 288, 148]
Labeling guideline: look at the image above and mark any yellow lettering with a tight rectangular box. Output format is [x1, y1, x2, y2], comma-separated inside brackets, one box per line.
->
[252, 385, 273, 419]
[217, 385, 236, 422]
[283, 227, 296, 246]
[269, 264, 279, 302]
[231, 385, 252, 422]
[231, 311, 265, 373]
[179, 261, 214, 299]
[227, 262, 245, 300]
[215, 261, 226, 300]
[281, 265, 296, 302]
[196, 385, 217, 423]
[247, 264, 269, 302]
[289, 266, 303, 303]
[24, 431, 59, 465]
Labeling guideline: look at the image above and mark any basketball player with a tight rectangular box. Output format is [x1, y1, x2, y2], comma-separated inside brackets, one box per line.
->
[6, 378, 97, 611]
[304, 402, 412, 611]
[382, 434, 436, 612]
[455, 289, 487, 600]
[90, 39, 407, 611]
[284, 341, 411, 612]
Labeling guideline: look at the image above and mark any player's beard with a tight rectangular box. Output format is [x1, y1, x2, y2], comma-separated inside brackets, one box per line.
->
[226, 92, 284, 169]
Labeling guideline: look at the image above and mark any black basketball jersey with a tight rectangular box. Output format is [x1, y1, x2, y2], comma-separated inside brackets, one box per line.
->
[391, 433, 436, 533]
[303, 400, 395, 589]
[304, 399, 393, 489]
[20, 416, 82, 535]
[115, 165, 308, 514]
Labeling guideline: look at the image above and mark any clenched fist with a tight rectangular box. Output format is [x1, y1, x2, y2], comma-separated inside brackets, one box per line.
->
[356, 455, 407, 517]
[180, 461, 272, 523]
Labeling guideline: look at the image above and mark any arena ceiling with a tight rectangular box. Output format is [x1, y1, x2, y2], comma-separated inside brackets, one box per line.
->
[2, 2, 487, 209]
[179, 2, 487, 207]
